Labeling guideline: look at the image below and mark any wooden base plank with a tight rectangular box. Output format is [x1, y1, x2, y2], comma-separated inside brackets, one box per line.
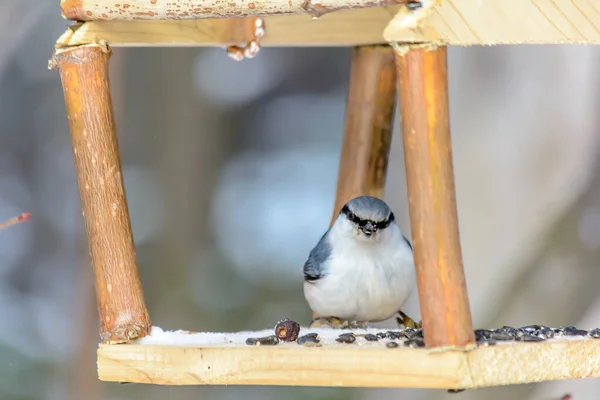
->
[56, 7, 400, 48]
[98, 339, 600, 388]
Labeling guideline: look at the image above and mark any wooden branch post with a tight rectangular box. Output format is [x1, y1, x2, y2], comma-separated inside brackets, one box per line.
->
[51, 44, 151, 344]
[394, 44, 475, 349]
[331, 45, 396, 223]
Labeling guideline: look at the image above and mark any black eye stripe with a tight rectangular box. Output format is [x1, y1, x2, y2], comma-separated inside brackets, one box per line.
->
[340, 206, 394, 230]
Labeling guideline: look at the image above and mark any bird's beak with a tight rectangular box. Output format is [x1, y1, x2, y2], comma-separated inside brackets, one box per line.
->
[361, 222, 377, 237]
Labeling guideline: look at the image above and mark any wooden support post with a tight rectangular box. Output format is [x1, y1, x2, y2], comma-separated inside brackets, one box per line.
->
[394, 44, 475, 349]
[331, 45, 397, 223]
[51, 44, 151, 344]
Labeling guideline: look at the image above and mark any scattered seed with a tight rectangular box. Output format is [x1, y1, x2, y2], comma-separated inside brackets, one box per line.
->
[336, 333, 356, 344]
[376, 332, 387, 339]
[364, 333, 379, 341]
[274, 318, 300, 342]
[489, 331, 514, 341]
[409, 330, 424, 339]
[448, 389, 466, 394]
[297, 333, 320, 346]
[474, 329, 490, 340]
[245, 337, 259, 345]
[540, 327, 554, 338]
[386, 331, 403, 340]
[563, 326, 588, 336]
[386, 341, 400, 348]
[256, 335, 279, 346]
[499, 326, 518, 336]
[515, 330, 525, 338]
[404, 338, 425, 348]
[589, 328, 600, 338]
[406, 0, 422, 10]
[519, 324, 540, 332]
[403, 328, 416, 336]
[521, 334, 545, 342]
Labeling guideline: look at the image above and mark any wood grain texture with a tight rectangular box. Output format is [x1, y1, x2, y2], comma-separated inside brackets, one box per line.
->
[55, 7, 400, 48]
[51, 44, 151, 344]
[331, 45, 396, 222]
[97, 339, 600, 387]
[60, 0, 407, 20]
[383, 0, 600, 45]
[395, 44, 474, 349]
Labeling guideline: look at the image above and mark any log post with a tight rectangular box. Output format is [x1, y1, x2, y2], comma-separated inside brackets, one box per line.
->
[330, 45, 397, 224]
[50, 44, 151, 344]
[394, 44, 475, 348]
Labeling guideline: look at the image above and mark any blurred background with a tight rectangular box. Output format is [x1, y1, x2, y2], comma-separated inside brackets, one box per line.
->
[1, 0, 600, 399]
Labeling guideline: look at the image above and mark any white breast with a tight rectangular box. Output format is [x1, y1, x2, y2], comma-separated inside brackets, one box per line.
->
[303, 223, 416, 322]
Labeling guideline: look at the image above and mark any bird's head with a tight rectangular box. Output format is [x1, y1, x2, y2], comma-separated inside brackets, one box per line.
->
[337, 196, 396, 242]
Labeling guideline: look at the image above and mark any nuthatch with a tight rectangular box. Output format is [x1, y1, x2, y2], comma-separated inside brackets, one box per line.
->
[303, 196, 420, 329]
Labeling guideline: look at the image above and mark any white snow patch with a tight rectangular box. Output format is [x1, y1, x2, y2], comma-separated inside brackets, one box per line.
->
[138, 325, 399, 347]
[136, 326, 599, 348]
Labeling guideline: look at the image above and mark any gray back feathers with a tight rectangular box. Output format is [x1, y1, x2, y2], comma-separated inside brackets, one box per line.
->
[345, 196, 392, 223]
[303, 232, 332, 282]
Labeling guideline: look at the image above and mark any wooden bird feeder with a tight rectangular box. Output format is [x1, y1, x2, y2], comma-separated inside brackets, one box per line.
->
[50, 0, 600, 390]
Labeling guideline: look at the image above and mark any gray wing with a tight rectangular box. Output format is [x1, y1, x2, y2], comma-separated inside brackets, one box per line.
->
[402, 235, 413, 251]
[303, 230, 332, 283]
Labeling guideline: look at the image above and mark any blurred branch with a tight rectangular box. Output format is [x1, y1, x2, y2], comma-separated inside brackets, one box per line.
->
[0, 212, 31, 231]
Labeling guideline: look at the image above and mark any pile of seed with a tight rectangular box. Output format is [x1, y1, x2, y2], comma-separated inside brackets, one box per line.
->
[244, 320, 600, 348]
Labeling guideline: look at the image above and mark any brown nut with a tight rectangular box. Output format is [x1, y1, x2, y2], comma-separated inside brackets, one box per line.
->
[274, 318, 301, 342]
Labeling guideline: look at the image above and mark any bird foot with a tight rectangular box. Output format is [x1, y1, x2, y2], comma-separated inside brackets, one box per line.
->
[344, 320, 369, 330]
[396, 310, 422, 329]
[310, 317, 345, 328]
[310, 317, 368, 330]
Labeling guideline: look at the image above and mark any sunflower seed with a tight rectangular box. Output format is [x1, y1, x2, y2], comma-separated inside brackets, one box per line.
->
[255, 335, 279, 346]
[297, 333, 320, 346]
[386, 341, 400, 348]
[489, 331, 514, 341]
[409, 330, 424, 339]
[563, 326, 588, 336]
[498, 326, 518, 336]
[521, 334, 545, 342]
[476, 329, 496, 340]
[245, 337, 259, 345]
[540, 327, 554, 338]
[405, 338, 425, 348]
[519, 324, 541, 332]
[364, 334, 379, 341]
[386, 331, 403, 340]
[336, 333, 356, 344]
[406, 1, 422, 10]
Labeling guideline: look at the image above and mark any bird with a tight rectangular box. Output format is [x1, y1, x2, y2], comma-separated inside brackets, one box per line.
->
[303, 195, 420, 329]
